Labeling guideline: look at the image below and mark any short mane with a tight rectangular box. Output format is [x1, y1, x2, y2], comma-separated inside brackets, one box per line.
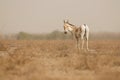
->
[67, 22, 76, 27]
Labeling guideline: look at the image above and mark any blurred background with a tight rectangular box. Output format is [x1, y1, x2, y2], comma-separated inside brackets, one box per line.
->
[0, 0, 120, 40]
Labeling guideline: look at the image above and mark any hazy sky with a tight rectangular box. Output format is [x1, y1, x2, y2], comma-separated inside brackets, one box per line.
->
[0, 0, 120, 34]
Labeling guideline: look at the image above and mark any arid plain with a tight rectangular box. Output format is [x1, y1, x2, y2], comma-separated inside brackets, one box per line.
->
[0, 40, 120, 80]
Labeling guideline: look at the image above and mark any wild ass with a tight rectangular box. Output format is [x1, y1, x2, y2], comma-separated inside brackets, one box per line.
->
[63, 20, 89, 51]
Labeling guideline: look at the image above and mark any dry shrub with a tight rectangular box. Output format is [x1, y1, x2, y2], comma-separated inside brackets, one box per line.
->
[0, 40, 120, 80]
[69, 53, 89, 70]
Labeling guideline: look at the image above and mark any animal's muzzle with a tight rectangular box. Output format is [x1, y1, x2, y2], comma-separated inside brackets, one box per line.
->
[64, 32, 67, 34]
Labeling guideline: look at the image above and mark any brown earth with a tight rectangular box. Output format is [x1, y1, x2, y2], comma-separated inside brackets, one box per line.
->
[0, 40, 120, 80]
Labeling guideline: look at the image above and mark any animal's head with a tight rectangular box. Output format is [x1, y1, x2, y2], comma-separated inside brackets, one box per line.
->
[63, 20, 69, 34]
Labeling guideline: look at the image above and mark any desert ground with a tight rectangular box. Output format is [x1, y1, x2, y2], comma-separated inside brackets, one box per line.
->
[0, 40, 120, 80]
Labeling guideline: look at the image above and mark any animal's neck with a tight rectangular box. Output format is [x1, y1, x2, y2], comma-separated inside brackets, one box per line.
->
[70, 26, 77, 33]
[68, 26, 74, 32]
[67, 23, 77, 33]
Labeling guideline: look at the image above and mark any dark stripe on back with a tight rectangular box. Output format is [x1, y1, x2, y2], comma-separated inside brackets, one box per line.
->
[68, 22, 75, 26]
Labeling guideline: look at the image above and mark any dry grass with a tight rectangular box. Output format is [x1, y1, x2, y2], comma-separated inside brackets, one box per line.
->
[0, 40, 120, 80]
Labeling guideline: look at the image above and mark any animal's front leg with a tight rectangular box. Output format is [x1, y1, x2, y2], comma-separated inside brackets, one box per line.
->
[81, 39, 84, 50]
[76, 38, 80, 50]
[71, 32, 76, 40]
[73, 33, 77, 48]
[86, 39, 89, 51]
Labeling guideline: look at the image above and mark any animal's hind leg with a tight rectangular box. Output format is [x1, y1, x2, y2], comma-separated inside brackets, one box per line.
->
[80, 34, 84, 50]
[85, 36, 89, 51]
[86, 39, 89, 51]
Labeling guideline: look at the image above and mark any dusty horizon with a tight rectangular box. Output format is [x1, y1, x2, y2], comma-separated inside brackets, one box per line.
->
[0, 0, 120, 34]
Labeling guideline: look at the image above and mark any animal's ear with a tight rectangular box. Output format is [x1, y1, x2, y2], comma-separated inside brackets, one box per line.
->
[66, 20, 69, 23]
